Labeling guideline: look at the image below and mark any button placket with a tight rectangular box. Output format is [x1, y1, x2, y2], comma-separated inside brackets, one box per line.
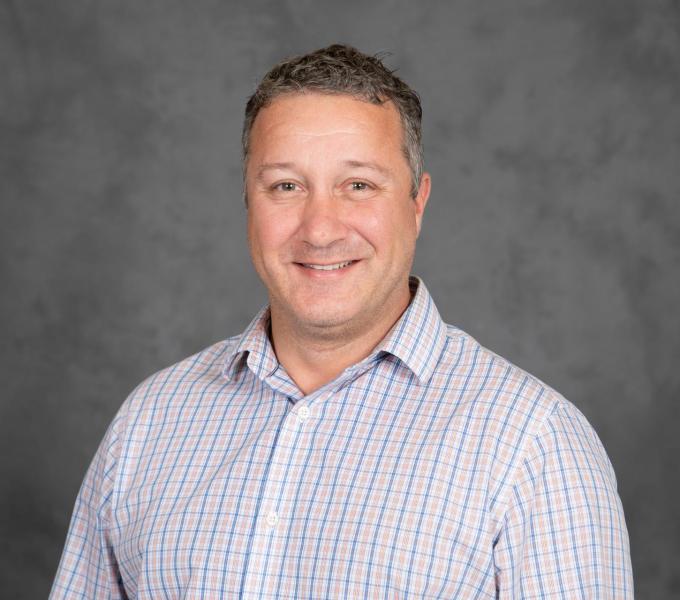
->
[260, 404, 313, 528]
[243, 401, 302, 596]
[249, 402, 315, 542]
[256, 418, 296, 530]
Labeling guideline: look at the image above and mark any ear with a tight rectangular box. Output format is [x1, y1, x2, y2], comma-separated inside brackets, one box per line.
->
[414, 172, 431, 237]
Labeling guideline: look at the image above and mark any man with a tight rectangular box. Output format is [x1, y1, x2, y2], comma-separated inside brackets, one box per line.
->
[51, 44, 633, 598]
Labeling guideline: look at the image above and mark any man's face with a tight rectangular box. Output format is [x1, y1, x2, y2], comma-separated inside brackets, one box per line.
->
[245, 92, 430, 338]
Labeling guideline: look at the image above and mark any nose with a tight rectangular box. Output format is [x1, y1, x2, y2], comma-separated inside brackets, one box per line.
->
[298, 191, 349, 248]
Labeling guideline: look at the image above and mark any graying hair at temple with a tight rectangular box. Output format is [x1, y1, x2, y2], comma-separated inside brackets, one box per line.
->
[242, 43, 424, 199]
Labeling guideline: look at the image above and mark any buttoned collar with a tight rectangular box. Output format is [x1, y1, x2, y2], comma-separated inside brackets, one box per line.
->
[222, 276, 448, 386]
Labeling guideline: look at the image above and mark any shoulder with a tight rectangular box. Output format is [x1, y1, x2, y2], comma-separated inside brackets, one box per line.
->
[112, 335, 240, 429]
[436, 324, 566, 434]
[91, 336, 240, 491]
[133, 336, 237, 397]
[434, 324, 615, 501]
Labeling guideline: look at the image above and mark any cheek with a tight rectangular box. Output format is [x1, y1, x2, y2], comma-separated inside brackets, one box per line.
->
[248, 207, 300, 261]
[352, 204, 416, 252]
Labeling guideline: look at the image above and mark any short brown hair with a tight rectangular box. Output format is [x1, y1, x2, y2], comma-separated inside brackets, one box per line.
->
[242, 44, 424, 198]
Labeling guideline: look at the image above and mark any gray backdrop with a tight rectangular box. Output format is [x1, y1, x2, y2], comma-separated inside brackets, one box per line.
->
[1, 1, 678, 598]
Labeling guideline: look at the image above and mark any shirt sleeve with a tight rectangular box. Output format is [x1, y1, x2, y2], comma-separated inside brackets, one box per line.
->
[493, 400, 634, 599]
[49, 411, 128, 600]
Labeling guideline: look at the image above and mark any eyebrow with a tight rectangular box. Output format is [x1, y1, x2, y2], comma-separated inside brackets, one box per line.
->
[342, 160, 392, 177]
[255, 162, 296, 181]
[254, 160, 393, 181]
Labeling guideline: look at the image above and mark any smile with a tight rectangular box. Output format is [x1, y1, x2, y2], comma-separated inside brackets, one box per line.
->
[300, 260, 355, 271]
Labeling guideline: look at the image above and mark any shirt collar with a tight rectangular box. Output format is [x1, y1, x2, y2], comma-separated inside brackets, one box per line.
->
[373, 275, 448, 384]
[222, 275, 448, 385]
[222, 305, 278, 382]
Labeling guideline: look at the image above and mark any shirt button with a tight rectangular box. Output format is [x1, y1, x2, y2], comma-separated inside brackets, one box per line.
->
[265, 510, 279, 527]
[297, 406, 310, 421]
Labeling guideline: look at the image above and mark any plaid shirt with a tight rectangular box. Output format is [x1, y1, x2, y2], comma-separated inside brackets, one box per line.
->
[51, 277, 633, 599]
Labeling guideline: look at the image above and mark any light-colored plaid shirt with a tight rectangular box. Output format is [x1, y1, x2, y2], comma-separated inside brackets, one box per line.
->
[51, 277, 633, 598]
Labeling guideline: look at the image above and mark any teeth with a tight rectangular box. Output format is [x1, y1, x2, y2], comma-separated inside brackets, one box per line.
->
[303, 261, 353, 271]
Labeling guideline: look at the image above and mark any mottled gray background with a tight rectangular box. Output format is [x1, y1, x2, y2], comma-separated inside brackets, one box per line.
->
[1, 0, 678, 597]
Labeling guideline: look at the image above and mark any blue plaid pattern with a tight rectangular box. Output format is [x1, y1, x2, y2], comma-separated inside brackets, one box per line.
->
[50, 277, 633, 598]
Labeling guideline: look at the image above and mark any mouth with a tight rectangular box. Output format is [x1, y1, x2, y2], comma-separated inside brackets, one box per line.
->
[293, 259, 359, 274]
[299, 260, 356, 271]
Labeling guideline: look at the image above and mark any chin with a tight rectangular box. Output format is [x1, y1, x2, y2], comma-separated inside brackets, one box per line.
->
[291, 303, 359, 331]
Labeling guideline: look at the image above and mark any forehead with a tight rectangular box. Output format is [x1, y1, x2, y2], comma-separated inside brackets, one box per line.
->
[248, 92, 404, 161]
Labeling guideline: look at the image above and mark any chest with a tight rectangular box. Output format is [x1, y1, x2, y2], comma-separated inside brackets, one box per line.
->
[110, 391, 499, 598]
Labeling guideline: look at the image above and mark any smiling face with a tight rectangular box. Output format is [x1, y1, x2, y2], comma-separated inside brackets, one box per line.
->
[245, 92, 430, 341]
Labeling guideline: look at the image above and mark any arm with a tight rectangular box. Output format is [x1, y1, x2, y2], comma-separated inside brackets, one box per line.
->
[493, 401, 633, 599]
[49, 413, 127, 600]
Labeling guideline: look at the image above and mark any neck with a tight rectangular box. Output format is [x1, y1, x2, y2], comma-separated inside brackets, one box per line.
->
[269, 284, 412, 396]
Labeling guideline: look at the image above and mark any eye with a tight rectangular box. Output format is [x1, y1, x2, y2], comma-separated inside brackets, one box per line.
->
[273, 181, 298, 192]
[350, 181, 371, 191]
